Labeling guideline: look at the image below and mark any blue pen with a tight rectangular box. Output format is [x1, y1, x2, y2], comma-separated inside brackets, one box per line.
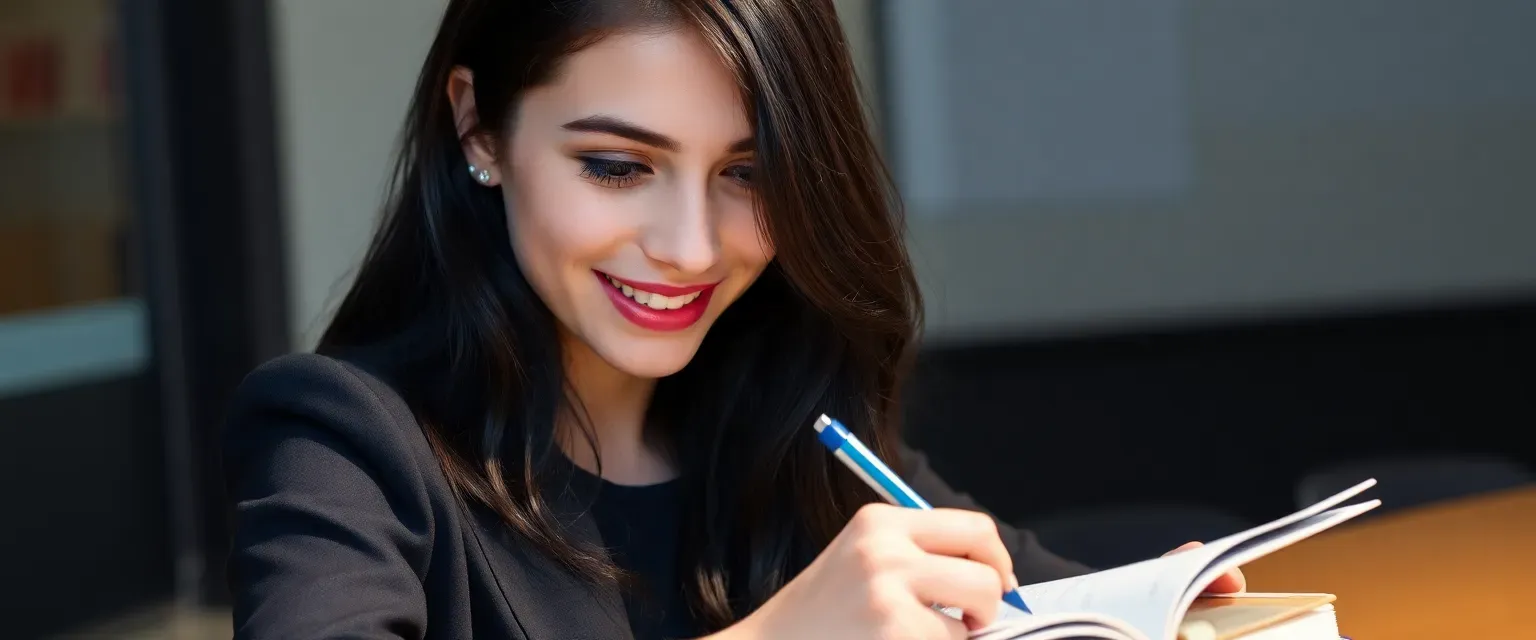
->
[813, 414, 1033, 615]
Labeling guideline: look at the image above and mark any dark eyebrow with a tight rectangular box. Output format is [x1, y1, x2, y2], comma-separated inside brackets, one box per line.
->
[563, 115, 678, 150]
[727, 137, 755, 154]
[562, 114, 754, 154]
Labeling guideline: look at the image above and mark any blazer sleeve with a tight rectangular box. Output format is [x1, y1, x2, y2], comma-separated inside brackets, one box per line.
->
[898, 443, 1094, 584]
[223, 354, 434, 640]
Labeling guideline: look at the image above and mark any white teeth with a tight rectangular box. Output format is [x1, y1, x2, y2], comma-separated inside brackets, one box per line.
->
[605, 275, 704, 310]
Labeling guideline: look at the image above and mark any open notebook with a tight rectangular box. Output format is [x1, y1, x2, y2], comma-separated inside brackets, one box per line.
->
[969, 478, 1380, 640]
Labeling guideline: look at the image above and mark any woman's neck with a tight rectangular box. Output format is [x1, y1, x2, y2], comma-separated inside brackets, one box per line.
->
[557, 336, 674, 486]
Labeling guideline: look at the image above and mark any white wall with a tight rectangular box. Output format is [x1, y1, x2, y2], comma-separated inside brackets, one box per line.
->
[884, 0, 1536, 342]
[270, 0, 447, 348]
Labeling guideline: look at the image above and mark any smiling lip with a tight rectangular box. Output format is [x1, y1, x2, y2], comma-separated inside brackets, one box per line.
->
[595, 270, 718, 332]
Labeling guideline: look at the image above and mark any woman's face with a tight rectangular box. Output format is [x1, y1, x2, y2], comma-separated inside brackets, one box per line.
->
[476, 28, 772, 379]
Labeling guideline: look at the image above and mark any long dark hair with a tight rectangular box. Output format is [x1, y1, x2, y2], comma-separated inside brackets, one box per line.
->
[319, 0, 920, 629]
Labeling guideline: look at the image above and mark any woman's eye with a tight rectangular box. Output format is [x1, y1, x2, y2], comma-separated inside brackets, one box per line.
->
[578, 157, 651, 188]
[723, 164, 754, 186]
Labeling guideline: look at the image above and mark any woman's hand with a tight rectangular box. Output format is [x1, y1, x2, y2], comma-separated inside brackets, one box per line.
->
[1165, 541, 1247, 594]
[720, 503, 1019, 640]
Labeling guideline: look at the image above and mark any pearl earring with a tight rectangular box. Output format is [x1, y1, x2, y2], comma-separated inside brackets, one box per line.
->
[468, 164, 492, 185]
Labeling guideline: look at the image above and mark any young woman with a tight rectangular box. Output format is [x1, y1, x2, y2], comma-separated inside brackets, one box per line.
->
[223, 1, 1243, 638]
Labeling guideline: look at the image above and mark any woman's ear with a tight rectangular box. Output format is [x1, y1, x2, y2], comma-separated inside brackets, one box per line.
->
[447, 66, 502, 186]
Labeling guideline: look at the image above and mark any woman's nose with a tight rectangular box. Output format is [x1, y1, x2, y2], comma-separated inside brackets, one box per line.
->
[639, 181, 720, 275]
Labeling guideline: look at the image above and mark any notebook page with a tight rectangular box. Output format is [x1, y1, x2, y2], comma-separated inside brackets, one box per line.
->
[1198, 479, 1376, 555]
[1004, 479, 1380, 639]
[1006, 549, 1218, 639]
[1122, 477, 1376, 635]
[1174, 501, 1379, 620]
[969, 612, 1147, 640]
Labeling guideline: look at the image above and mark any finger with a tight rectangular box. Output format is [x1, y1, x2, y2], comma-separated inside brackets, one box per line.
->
[1229, 567, 1247, 592]
[907, 554, 1004, 628]
[1168, 541, 1246, 593]
[877, 597, 966, 640]
[920, 606, 970, 640]
[936, 610, 970, 640]
[901, 509, 1017, 590]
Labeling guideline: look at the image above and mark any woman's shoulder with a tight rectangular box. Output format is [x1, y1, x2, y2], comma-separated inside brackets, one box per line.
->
[223, 351, 465, 634]
[231, 351, 415, 431]
[224, 350, 442, 493]
[233, 349, 408, 412]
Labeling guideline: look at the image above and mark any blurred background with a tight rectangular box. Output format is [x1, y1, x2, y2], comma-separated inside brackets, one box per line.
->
[1, 0, 1531, 637]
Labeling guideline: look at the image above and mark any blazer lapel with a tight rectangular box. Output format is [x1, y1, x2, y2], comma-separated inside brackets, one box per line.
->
[469, 484, 632, 640]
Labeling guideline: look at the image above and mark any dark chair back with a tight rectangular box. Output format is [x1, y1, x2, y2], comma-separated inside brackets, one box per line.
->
[1023, 504, 1254, 570]
[1294, 454, 1534, 513]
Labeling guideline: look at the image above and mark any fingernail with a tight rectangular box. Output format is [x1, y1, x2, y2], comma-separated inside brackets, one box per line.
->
[1008, 573, 1020, 590]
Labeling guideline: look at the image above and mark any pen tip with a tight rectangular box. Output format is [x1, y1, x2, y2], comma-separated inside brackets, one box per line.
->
[814, 414, 832, 432]
[1002, 589, 1032, 614]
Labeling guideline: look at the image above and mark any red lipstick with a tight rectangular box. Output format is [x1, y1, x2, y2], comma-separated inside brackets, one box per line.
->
[595, 270, 718, 332]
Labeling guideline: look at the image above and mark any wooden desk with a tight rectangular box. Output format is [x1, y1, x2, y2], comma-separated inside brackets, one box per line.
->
[1243, 486, 1536, 639]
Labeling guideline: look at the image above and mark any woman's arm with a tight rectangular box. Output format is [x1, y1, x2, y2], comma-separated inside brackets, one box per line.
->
[897, 443, 1095, 584]
[223, 354, 433, 639]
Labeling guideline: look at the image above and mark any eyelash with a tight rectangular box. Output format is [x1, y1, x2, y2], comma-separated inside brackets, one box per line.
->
[722, 164, 753, 186]
[576, 156, 754, 189]
[578, 157, 650, 188]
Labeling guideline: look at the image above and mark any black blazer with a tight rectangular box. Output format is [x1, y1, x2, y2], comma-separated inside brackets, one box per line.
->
[224, 352, 1090, 640]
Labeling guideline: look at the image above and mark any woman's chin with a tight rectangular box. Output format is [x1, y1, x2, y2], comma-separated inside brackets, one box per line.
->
[592, 337, 705, 380]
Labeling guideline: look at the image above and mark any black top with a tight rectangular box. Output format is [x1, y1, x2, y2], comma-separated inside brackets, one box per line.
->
[580, 471, 702, 640]
[222, 352, 1093, 639]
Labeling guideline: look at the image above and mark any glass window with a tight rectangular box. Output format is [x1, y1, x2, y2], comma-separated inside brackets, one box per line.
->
[0, 0, 147, 395]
